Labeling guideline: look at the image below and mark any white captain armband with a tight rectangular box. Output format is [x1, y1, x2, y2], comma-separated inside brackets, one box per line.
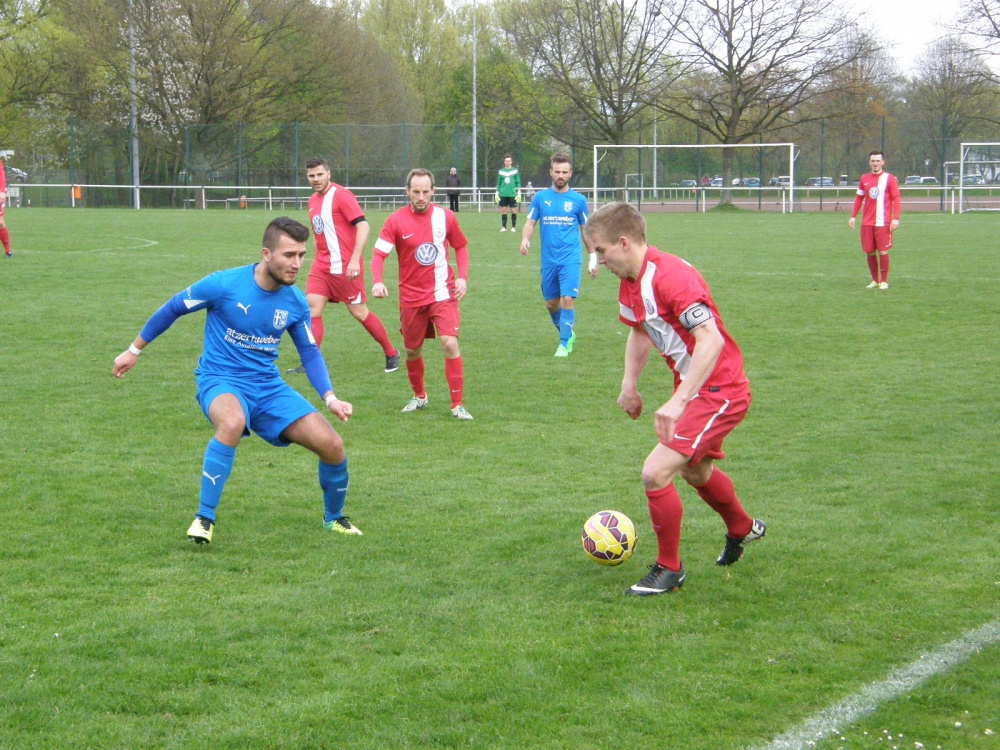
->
[678, 302, 713, 331]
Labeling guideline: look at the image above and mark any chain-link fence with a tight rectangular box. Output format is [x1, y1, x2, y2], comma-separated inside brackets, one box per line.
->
[5, 117, 1000, 210]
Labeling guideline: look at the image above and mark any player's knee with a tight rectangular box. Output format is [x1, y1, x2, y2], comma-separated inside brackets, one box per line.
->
[214, 414, 246, 442]
[679, 462, 712, 487]
[560, 296, 575, 309]
[440, 337, 460, 358]
[349, 304, 368, 321]
[641, 461, 672, 491]
[404, 347, 422, 361]
[545, 299, 560, 313]
[322, 432, 345, 464]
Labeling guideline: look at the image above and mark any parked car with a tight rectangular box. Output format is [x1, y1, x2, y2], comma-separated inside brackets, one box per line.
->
[3, 165, 27, 183]
[963, 175, 985, 185]
[904, 175, 922, 185]
[919, 176, 939, 185]
[805, 176, 834, 187]
[710, 176, 724, 187]
[772, 176, 792, 187]
[839, 174, 850, 186]
[679, 179, 697, 187]
[744, 177, 761, 188]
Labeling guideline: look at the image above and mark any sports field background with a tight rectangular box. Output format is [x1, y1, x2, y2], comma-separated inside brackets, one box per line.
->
[1, 207, 998, 748]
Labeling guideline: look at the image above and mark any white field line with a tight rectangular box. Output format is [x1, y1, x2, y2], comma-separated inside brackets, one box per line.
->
[60, 236, 160, 254]
[748, 616, 1000, 750]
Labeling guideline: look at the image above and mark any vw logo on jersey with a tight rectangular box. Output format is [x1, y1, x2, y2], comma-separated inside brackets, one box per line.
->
[564, 201, 574, 212]
[311, 215, 325, 234]
[868, 186, 881, 199]
[415, 242, 439, 266]
[644, 299, 656, 316]
[273, 309, 289, 329]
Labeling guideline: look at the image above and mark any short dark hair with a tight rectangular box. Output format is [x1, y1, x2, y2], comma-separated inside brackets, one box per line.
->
[305, 157, 329, 171]
[263, 217, 309, 249]
[406, 168, 435, 189]
[869, 150, 885, 159]
[504, 154, 512, 161]
[551, 153, 571, 167]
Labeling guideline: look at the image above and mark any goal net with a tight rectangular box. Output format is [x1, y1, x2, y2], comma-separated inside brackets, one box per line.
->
[959, 142, 1000, 212]
[591, 142, 799, 213]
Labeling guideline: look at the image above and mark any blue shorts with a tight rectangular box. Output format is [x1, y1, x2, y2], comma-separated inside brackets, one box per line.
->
[196, 375, 316, 447]
[540, 263, 581, 301]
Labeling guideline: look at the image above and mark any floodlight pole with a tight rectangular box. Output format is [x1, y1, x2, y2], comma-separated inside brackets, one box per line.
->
[472, 0, 478, 208]
[128, 0, 140, 209]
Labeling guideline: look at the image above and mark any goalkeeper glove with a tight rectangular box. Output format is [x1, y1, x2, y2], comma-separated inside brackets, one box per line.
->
[588, 252, 598, 274]
[516, 190, 522, 203]
[494, 191, 501, 204]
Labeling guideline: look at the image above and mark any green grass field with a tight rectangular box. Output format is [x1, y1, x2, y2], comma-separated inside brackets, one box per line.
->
[1, 206, 998, 749]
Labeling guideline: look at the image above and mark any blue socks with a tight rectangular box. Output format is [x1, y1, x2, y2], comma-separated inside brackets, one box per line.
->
[559, 308, 575, 346]
[319, 458, 349, 523]
[197, 439, 236, 522]
[549, 309, 561, 330]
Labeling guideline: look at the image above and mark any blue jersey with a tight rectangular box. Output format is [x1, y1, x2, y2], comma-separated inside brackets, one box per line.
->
[526, 188, 589, 267]
[140, 264, 330, 393]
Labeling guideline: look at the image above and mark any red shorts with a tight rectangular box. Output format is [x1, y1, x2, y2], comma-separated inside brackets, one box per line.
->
[661, 386, 751, 465]
[306, 269, 366, 305]
[399, 300, 460, 350]
[860, 225, 892, 253]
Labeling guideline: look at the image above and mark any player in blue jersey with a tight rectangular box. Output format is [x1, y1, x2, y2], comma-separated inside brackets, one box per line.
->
[519, 153, 596, 357]
[112, 217, 362, 545]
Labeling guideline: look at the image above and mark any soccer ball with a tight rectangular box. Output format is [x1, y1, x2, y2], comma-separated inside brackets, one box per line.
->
[581, 510, 636, 566]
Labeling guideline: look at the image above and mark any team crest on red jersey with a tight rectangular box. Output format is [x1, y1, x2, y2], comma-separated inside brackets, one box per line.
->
[415, 242, 439, 266]
[311, 215, 325, 234]
[868, 186, 880, 199]
[273, 309, 289, 329]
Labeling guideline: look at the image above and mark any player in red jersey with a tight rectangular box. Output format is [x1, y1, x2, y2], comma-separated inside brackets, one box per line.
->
[584, 202, 766, 597]
[0, 158, 12, 258]
[849, 150, 900, 290]
[286, 158, 399, 374]
[372, 169, 473, 420]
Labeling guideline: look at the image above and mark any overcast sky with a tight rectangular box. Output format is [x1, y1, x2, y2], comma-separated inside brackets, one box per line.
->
[853, 0, 965, 74]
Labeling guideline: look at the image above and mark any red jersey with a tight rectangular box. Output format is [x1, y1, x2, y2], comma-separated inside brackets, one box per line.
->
[618, 246, 748, 392]
[852, 172, 900, 227]
[374, 205, 468, 308]
[0, 159, 6, 192]
[308, 183, 365, 275]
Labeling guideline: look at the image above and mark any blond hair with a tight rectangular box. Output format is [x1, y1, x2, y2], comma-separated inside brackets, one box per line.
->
[584, 202, 647, 244]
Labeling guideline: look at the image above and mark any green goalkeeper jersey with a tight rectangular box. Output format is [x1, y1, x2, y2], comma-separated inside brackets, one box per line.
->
[496, 167, 521, 198]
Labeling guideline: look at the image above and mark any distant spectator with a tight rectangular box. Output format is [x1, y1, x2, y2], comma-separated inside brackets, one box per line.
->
[445, 167, 462, 212]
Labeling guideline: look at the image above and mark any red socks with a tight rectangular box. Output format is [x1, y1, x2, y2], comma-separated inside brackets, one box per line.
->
[360, 311, 396, 356]
[866, 253, 879, 281]
[310, 316, 324, 347]
[405, 357, 426, 399]
[693, 468, 753, 539]
[0, 227, 9, 254]
[645, 485, 683, 572]
[444, 356, 463, 408]
[878, 253, 889, 283]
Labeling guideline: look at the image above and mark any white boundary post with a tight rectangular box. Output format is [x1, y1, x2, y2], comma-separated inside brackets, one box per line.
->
[789, 143, 795, 214]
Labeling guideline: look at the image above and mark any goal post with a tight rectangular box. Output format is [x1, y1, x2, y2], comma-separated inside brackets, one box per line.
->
[959, 142, 1000, 213]
[592, 142, 798, 213]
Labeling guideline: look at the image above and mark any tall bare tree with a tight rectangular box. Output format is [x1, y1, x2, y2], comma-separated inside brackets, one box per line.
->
[659, 0, 868, 198]
[506, 0, 682, 182]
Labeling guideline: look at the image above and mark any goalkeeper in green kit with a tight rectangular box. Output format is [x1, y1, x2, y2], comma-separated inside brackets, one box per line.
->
[496, 155, 521, 232]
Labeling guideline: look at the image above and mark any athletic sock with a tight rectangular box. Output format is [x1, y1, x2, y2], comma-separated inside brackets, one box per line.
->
[502, 214, 508, 229]
[692, 467, 753, 539]
[310, 316, 324, 347]
[879, 253, 889, 283]
[549, 309, 561, 330]
[511, 214, 517, 229]
[444, 356, 464, 408]
[0, 227, 9, 254]
[645, 485, 683, 572]
[360, 311, 396, 355]
[866, 253, 878, 281]
[196, 439, 236, 522]
[405, 357, 426, 398]
[318, 458, 349, 522]
[559, 308, 575, 346]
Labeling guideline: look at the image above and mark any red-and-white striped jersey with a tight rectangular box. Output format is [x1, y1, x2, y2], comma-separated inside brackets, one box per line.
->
[852, 172, 900, 227]
[308, 183, 365, 275]
[618, 246, 748, 392]
[374, 205, 468, 307]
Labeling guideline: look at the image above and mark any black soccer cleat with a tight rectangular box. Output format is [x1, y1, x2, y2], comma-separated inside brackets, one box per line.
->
[716, 518, 767, 566]
[625, 562, 686, 596]
[285, 365, 306, 374]
[384, 352, 400, 373]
